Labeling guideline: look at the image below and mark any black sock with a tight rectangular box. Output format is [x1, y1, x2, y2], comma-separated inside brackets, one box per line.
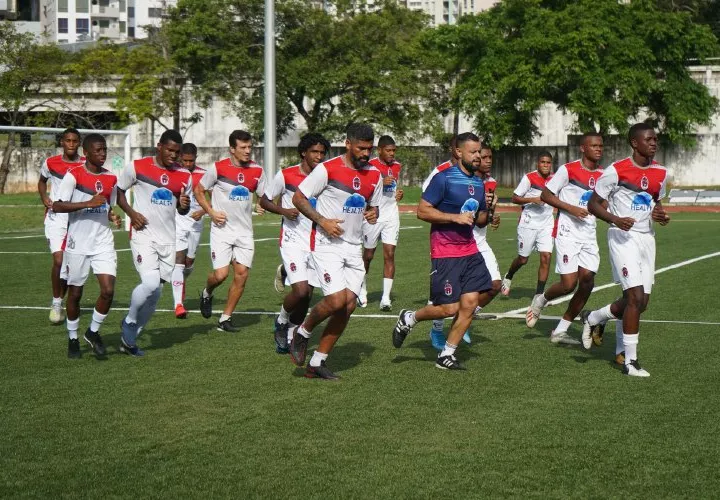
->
[535, 280, 546, 294]
[505, 270, 516, 280]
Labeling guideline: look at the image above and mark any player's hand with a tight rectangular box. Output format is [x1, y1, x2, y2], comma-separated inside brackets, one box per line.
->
[320, 218, 344, 238]
[395, 189, 404, 202]
[178, 193, 190, 210]
[43, 197, 53, 209]
[652, 205, 671, 225]
[283, 208, 300, 221]
[364, 207, 378, 225]
[255, 202, 265, 215]
[454, 212, 475, 226]
[569, 206, 590, 219]
[190, 210, 205, 221]
[614, 216, 636, 231]
[86, 195, 107, 208]
[485, 192, 496, 208]
[490, 214, 501, 230]
[109, 211, 122, 228]
[130, 212, 148, 230]
[210, 210, 227, 226]
[383, 175, 395, 187]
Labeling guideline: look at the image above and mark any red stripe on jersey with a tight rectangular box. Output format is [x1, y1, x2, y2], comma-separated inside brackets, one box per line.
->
[134, 157, 191, 198]
[613, 158, 667, 201]
[369, 158, 402, 180]
[281, 165, 307, 191]
[72, 167, 117, 199]
[436, 160, 453, 172]
[278, 223, 284, 248]
[45, 155, 85, 179]
[215, 158, 264, 192]
[190, 167, 206, 187]
[552, 213, 559, 238]
[565, 160, 604, 189]
[324, 156, 381, 200]
[310, 222, 317, 251]
[527, 170, 553, 190]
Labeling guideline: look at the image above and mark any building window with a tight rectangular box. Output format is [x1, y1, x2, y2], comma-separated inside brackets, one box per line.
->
[128, 26, 135, 37]
[99, 19, 109, 27]
[119, 21, 126, 32]
[119, 0, 126, 11]
[76, 0, 89, 13]
[58, 0, 68, 13]
[127, 6, 134, 17]
[76, 18, 90, 33]
[58, 18, 68, 33]
[148, 7, 162, 17]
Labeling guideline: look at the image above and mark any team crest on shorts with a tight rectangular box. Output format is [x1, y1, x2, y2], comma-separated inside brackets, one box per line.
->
[519, 241, 524, 249]
[95, 180, 103, 193]
[589, 176, 596, 189]
[160, 173, 169, 186]
[324, 272, 332, 284]
[211, 251, 216, 261]
[136, 254, 142, 264]
[468, 184, 475, 196]
[352, 176, 361, 191]
[289, 262, 297, 272]
[237, 172, 245, 184]
[444, 280, 453, 296]
[563, 254, 569, 264]
[640, 175, 649, 190]
[622, 266, 629, 278]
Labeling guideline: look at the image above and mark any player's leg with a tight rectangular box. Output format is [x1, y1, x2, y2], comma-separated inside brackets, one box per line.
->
[529, 236, 578, 330]
[121, 243, 162, 356]
[64, 253, 92, 358]
[359, 220, 380, 307]
[379, 216, 399, 310]
[49, 250, 68, 323]
[172, 247, 188, 319]
[218, 245, 253, 332]
[290, 288, 347, 367]
[275, 247, 311, 334]
[200, 236, 232, 319]
[535, 226, 554, 295]
[502, 228, 532, 296]
[83, 252, 116, 357]
[436, 292, 478, 370]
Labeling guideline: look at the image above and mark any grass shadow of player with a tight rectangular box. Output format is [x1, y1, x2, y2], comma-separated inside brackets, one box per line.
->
[391, 340, 441, 364]
[507, 287, 539, 300]
[289, 341, 375, 377]
[140, 322, 216, 351]
[569, 338, 623, 371]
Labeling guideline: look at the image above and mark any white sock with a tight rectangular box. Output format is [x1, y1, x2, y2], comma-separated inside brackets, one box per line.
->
[440, 342, 457, 357]
[623, 333, 639, 364]
[360, 276, 367, 295]
[278, 306, 289, 325]
[538, 294, 549, 307]
[589, 304, 615, 326]
[287, 322, 297, 342]
[431, 319, 445, 332]
[202, 288, 211, 299]
[136, 287, 162, 329]
[66, 318, 79, 340]
[219, 313, 231, 323]
[90, 309, 107, 333]
[404, 310, 417, 327]
[615, 321, 625, 355]
[171, 264, 185, 306]
[298, 324, 311, 339]
[52, 297, 62, 307]
[309, 350, 328, 367]
[382, 278, 393, 301]
[127, 275, 161, 324]
[555, 318, 572, 333]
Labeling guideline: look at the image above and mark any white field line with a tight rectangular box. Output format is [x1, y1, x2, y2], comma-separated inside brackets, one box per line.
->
[501, 250, 720, 317]
[496, 313, 720, 326]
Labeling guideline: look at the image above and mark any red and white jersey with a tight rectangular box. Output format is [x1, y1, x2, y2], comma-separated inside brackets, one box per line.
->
[514, 170, 555, 230]
[40, 154, 86, 223]
[200, 158, 266, 239]
[546, 160, 604, 242]
[472, 175, 497, 250]
[176, 166, 207, 232]
[117, 156, 192, 245]
[265, 164, 314, 251]
[368, 157, 402, 220]
[594, 157, 667, 234]
[298, 155, 383, 248]
[55, 166, 118, 255]
[421, 160, 453, 191]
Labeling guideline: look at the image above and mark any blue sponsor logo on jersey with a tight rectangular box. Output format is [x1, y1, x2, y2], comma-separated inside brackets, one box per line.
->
[631, 192, 652, 211]
[229, 185, 250, 202]
[85, 204, 108, 214]
[309, 197, 317, 210]
[579, 190, 592, 207]
[383, 179, 397, 193]
[342, 193, 366, 214]
[151, 188, 174, 206]
[460, 198, 480, 215]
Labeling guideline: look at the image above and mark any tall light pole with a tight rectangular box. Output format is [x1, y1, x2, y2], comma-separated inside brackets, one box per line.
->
[264, 0, 276, 181]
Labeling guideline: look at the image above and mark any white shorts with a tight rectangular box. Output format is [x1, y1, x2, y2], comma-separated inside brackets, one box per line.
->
[45, 216, 67, 254]
[517, 225, 553, 257]
[131, 241, 175, 282]
[280, 245, 320, 288]
[479, 245, 502, 282]
[554, 236, 600, 274]
[64, 251, 117, 287]
[362, 214, 400, 249]
[608, 228, 656, 294]
[210, 231, 254, 269]
[310, 243, 365, 297]
[176, 227, 203, 259]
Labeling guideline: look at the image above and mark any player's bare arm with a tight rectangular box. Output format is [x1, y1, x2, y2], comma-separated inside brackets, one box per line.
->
[588, 191, 635, 231]
[395, 185, 404, 202]
[292, 190, 344, 238]
[108, 209, 122, 228]
[417, 199, 474, 226]
[540, 187, 588, 219]
[512, 194, 544, 206]
[52, 194, 106, 213]
[193, 182, 227, 226]
[474, 209, 490, 228]
[652, 201, 671, 226]
[190, 209, 205, 221]
[37, 176, 52, 209]
[117, 188, 148, 230]
[259, 193, 299, 221]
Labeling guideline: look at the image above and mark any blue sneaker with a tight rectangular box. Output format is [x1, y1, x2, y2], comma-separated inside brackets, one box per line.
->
[120, 319, 143, 356]
[430, 329, 445, 351]
[463, 330, 471, 344]
[119, 335, 145, 357]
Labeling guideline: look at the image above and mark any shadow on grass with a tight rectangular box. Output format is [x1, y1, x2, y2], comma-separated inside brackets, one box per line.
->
[289, 341, 375, 378]
[142, 322, 216, 351]
[505, 287, 539, 300]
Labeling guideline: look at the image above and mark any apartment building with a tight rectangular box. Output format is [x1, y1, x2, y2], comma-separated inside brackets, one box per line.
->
[404, 0, 498, 25]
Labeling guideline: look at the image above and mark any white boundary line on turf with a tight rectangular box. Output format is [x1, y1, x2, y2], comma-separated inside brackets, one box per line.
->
[497, 313, 720, 326]
[500, 250, 720, 317]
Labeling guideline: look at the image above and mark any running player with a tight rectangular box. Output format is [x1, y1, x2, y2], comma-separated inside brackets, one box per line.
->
[117, 129, 191, 356]
[52, 134, 120, 359]
[171, 143, 206, 319]
[392, 132, 493, 371]
[259, 133, 330, 353]
[38, 128, 85, 323]
[501, 152, 555, 297]
[525, 133, 604, 345]
[196, 130, 266, 332]
[581, 123, 670, 377]
[358, 135, 403, 310]
[288, 123, 383, 380]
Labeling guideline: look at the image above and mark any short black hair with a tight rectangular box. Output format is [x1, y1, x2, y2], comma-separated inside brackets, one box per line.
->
[181, 143, 198, 156]
[298, 133, 331, 158]
[377, 135, 395, 148]
[82, 133, 106, 150]
[346, 123, 374, 143]
[628, 123, 654, 144]
[582, 131, 603, 141]
[61, 128, 81, 140]
[229, 130, 253, 148]
[456, 132, 481, 148]
[159, 129, 183, 145]
[480, 142, 492, 151]
[538, 150, 553, 161]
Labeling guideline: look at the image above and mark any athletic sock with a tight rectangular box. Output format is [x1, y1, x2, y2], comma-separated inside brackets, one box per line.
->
[440, 342, 457, 357]
[309, 350, 328, 368]
[67, 318, 79, 340]
[202, 288, 211, 299]
[615, 321, 625, 355]
[171, 264, 185, 306]
[431, 319, 445, 332]
[219, 313, 231, 323]
[287, 322, 297, 342]
[298, 325, 312, 339]
[588, 304, 615, 326]
[278, 306, 289, 325]
[404, 310, 417, 327]
[623, 333, 639, 364]
[505, 270, 515, 280]
[535, 280, 547, 295]
[555, 318, 572, 333]
[52, 297, 62, 307]
[90, 309, 107, 333]
[537, 294, 549, 307]
[382, 278, 393, 301]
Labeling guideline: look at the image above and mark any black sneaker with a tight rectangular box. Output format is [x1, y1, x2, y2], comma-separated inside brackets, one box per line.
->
[274, 317, 289, 354]
[305, 361, 340, 381]
[289, 328, 309, 366]
[67, 338, 81, 359]
[199, 291, 213, 319]
[83, 328, 106, 356]
[217, 319, 240, 332]
[392, 309, 414, 348]
[435, 353, 466, 370]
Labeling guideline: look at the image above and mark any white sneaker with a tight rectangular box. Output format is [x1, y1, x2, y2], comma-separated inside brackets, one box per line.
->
[273, 264, 285, 293]
[500, 277, 512, 297]
[49, 302, 65, 324]
[357, 291, 368, 308]
[550, 330, 581, 345]
[580, 310, 593, 349]
[623, 360, 650, 377]
[379, 298, 392, 311]
[525, 294, 545, 328]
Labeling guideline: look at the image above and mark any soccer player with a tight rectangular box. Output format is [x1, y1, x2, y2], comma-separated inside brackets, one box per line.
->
[501, 152, 555, 297]
[117, 129, 191, 356]
[392, 132, 493, 371]
[196, 130, 266, 332]
[581, 123, 670, 377]
[358, 135, 404, 310]
[288, 123, 383, 380]
[525, 133, 605, 345]
[52, 134, 120, 358]
[171, 143, 206, 319]
[260, 133, 330, 353]
[38, 128, 85, 323]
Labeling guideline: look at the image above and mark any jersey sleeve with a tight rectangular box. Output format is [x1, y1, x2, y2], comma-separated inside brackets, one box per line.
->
[109, 184, 118, 206]
[265, 170, 285, 200]
[544, 165, 568, 195]
[39, 159, 50, 180]
[55, 171, 77, 202]
[255, 169, 267, 197]
[200, 164, 218, 190]
[421, 172, 446, 207]
[369, 172, 384, 207]
[299, 164, 329, 199]
[513, 175, 531, 197]
[117, 162, 137, 191]
[593, 165, 618, 201]
[421, 167, 440, 192]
